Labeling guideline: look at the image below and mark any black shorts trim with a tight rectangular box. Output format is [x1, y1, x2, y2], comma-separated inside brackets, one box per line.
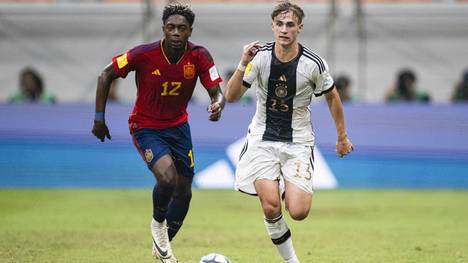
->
[238, 189, 258, 197]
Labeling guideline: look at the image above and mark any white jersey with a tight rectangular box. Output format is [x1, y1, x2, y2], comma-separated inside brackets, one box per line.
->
[242, 42, 334, 145]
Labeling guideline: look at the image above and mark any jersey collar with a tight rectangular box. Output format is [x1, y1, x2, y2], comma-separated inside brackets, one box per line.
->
[272, 42, 303, 64]
[161, 39, 188, 65]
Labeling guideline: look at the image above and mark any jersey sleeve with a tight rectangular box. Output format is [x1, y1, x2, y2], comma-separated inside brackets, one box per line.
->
[242, 53, 261, 88]
[197, 47, 222, 90]
[312, 59, 335, 97]
[111, 46, 143, 78]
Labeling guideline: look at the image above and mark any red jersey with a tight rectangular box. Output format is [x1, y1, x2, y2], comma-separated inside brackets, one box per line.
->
[112, 40, 222, 129]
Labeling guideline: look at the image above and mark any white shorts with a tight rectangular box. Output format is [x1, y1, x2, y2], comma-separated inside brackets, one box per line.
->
[234, 136, 315, 195]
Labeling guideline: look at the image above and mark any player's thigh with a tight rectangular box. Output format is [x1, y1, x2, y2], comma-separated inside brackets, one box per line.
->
[281, 144, 314, 220]
[254, 179, 282, 218]
[151, 154, 178, 185]
[284, 180, 312, 221]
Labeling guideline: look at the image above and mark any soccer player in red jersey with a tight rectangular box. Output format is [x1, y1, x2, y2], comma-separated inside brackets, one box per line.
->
[92, 3, 225, 263]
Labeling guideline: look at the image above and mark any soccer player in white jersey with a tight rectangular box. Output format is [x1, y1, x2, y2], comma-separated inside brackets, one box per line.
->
[225, 1, 354, 262]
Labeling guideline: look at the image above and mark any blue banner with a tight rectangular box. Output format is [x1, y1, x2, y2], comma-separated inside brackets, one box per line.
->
[1, 103, 467, 189]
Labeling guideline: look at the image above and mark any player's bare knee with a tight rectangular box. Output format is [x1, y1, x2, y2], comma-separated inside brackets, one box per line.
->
[264, 207, 281, 219]
[262, 201, 281, 219]
[152, 160, 178, 186]
[159, 174, 176, 187]
[289, 207, 310, 221]
[153, 167, 177, 186]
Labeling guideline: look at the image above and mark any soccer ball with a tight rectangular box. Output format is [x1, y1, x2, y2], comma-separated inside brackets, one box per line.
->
[198, 253, 231, 263]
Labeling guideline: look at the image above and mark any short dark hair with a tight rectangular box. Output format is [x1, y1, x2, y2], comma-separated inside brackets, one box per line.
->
[20, 67, 43, 94]
[271, 1, 305, 24]
[335, 75, 351, 90]
[397, 68, 417, 99]
[398, 69, 416, 85]
[162, 3, 195, 26]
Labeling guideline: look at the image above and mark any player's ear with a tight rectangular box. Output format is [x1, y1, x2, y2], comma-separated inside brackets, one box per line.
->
[188, 26, 193, 37]
[298, 23, 303, 33]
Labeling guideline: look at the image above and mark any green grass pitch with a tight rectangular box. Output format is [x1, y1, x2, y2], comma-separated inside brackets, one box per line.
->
[1, 189, 467, 263]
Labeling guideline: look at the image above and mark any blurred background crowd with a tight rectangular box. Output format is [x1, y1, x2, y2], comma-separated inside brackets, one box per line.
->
[1, 0, 468, 105]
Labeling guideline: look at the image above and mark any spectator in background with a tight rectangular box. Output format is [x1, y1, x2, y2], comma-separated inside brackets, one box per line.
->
[334, 74, 352, 102]
[451, 69, 468, 102]
[385, 68, 430, 103]
[8, 67, 56, 104]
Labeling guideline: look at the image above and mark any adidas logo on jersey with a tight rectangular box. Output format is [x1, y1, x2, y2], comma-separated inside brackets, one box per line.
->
[152, 69, 161, 76]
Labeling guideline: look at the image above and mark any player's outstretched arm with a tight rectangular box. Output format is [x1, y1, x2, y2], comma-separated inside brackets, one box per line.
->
[92, 63, 119, 142]
[207, 85, 225, 121]
[325, 87, 354, 157]
[225, 41, 262, 102]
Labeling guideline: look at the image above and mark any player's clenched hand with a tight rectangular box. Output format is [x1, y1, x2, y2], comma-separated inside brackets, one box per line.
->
[92, 120, 112, 142]
[336, 136, 353, 158]
[240, 41, 263, 66]
[207, 102, 222, 121]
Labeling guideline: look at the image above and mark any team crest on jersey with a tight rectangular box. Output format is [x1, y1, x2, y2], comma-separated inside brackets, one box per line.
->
[275, 75, 288, 98]
[145, 149, 154, 163]
[275, 84, 288, 98]
[184, 64, 195, 79]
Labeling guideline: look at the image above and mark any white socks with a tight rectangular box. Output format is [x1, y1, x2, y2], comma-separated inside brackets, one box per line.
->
[264, 214, 299, 263]
[279, 238, 300, 263]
